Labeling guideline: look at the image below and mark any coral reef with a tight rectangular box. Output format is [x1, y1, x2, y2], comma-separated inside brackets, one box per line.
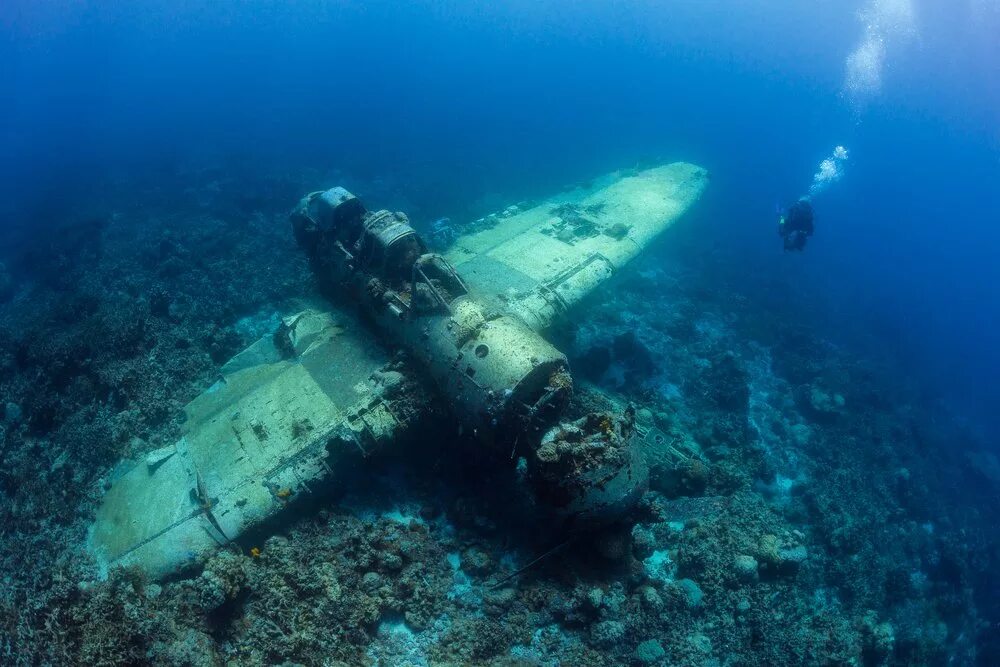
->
[1, 165, 997, 665]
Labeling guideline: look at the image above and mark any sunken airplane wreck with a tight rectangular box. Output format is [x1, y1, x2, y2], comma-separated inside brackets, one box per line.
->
[88, 163, 708, 579]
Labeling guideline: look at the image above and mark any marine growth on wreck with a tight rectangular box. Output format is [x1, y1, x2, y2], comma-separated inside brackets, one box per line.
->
[2, 3, 999, 666]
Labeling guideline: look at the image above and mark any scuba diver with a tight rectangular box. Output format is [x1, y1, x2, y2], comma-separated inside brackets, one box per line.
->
[775, 144, 847, 251]
[777, 198, 814, 252]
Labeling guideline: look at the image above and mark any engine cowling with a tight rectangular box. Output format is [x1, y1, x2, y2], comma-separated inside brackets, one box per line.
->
[292, 188, 572, 442]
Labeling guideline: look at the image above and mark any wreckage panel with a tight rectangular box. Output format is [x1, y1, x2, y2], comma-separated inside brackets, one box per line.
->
[219, 334, 284, 376]
[446, 207, 556, 262]
[184, 363, 340, 491]
[446, 163, 707, 331]
[88, 308, 401, 579]
[88, 448, 198, 564]
[448, 254, 537, 309]
[299, 326, 389, 408]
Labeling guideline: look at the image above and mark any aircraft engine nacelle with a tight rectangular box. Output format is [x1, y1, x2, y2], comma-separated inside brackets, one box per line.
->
[291, 188, 572, 442]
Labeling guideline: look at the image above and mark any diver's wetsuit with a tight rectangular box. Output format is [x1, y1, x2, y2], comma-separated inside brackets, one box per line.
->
[778, 199, 814, 251]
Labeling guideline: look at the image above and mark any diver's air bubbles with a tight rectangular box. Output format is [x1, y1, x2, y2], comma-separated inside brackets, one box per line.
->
[844, 0, 918, 111]
[809, 146, 849, 197]
[845, 36, 886, 101]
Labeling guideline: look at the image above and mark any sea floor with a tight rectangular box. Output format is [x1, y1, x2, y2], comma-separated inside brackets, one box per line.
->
[1, 163, 997, 665]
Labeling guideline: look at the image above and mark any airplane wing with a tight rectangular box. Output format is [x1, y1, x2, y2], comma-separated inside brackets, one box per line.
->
[87, 308, 426, 579]
[87, 162, 707, 581]
[444, 163, 708, 332]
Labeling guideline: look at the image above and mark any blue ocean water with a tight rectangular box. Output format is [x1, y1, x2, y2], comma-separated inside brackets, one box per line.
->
[2, 1, 1000, 663]
[3, 0, 997, 436]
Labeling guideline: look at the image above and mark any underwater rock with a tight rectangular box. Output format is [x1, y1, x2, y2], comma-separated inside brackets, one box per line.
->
[3, 401, 21, 425]
[584, 586, 604, 611]
[591, 620, 626, 648]
[674, 578, 704, 609]
[639, 585, 665, 611]
[631, 524, 657, 559]
[636, 638, 666, 664]
[861, 612, 896, 660]
[689, 633, 713, 655]
[756, 534, 807, 576]
[195, 570, 229, 611]
[703, 352, 751, 412]
[379, 550, 404, 572]
[193, 551, 248, 612]
[732, 554, 759, 583]
[779, 545, 807, 565]
[757, 534, 781, 566]
[807, 384, 845, 418]
[482, 587, 516, 614]
[361, 571, 383, 592]
[155, 629, 221, 667]
[460, 546, 493, 577]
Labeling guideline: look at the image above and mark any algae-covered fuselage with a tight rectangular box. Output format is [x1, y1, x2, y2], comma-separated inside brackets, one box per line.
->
[88, 163, 708, 579]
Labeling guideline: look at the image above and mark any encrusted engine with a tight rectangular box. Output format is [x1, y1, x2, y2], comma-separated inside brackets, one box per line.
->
[291, 187, 647, 525]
